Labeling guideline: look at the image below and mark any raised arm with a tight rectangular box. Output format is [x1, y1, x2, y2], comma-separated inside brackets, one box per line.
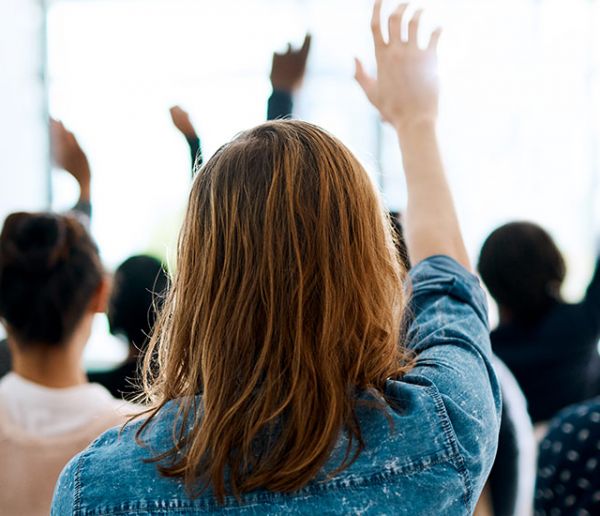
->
[357, 4, 500, 507]
[267, 34, 311, 120]
[50, 118, 92, 219]
[170, 105, 203, 176]
[355, 2, 469, 270]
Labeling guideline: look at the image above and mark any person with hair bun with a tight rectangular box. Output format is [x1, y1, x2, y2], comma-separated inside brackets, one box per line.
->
[0, 212, 137, 516]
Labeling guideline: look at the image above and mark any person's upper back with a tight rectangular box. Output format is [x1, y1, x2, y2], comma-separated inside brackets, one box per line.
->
[0, 373, 135, 516]
[53, 256, 501, 515]
[491, 298, 600, 423]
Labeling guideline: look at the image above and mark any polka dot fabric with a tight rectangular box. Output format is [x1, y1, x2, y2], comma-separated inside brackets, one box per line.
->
[535, 397, 600, 515]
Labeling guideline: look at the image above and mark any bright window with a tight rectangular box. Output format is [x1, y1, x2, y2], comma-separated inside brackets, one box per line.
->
[48, 0, 600, 305]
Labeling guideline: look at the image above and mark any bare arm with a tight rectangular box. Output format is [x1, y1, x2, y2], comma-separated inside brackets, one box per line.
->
[355, 1, 470, 270]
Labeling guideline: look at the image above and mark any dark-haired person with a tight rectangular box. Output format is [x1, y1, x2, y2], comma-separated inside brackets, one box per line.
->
[0, 213, 137, 516]
[478, 222, 600, 424]
[0, 119, 94, 381]
[53, 4, 500, 514]
[89, 255, 169, 400]
[170, 35, 311, 174]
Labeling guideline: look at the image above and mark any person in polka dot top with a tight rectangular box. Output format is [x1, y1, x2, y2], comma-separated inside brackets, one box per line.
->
[535, 397, 600, 515]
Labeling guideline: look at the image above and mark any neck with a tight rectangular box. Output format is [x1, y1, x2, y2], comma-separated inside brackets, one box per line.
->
[8, 318, 92, 389]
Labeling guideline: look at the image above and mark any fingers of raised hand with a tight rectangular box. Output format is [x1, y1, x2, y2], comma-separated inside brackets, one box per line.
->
[373, 3, 437, 51]
[300, 34, 312, 58]
[170, 105, 183, 118]
[407, 9, 423, 48]
[388, 3, 409, 46]
[427, 27, 442, 53]
[354, 58, 378, 104]
[371, 0, 385, 48]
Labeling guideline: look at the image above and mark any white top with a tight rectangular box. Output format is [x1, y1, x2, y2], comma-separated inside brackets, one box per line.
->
[0, 372, 127, 438]
[492, 358, 537, 516]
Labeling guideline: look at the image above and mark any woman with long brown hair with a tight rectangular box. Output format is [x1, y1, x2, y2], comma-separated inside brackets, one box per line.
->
[53, 3, 501, 514]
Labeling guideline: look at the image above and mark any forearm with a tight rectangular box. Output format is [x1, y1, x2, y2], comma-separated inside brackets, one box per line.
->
[397, 121, 470, 270]
[186, 135, 202, 176]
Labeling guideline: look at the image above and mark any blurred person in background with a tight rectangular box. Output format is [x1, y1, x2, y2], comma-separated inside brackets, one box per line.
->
[93, 37, 312, 400]
[89, 255, 169, 400]
[478, 222, 600, 424]
[0, 212, 137, 516]
[0, 119, 92, 380]
[170, 34, 311, 174]
[0, 33, 312, 385]
[52, 4, 500, 513]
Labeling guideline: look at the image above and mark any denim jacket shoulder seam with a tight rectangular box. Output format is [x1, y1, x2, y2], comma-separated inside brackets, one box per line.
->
[74, 443, 101, 516]
[426, 385, 473, 509]
[73, 453, 84, 516]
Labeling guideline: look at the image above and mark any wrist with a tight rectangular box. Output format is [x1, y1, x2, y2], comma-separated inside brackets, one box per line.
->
[393, 116, 437, 139]
[78, 185, 91, 203]
[77, 168, 91, 201]
[271, 86, 294, 95]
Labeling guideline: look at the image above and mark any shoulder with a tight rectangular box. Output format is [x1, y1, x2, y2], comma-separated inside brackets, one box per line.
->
[52, 404, 187, 514]
[52, 417, 148, 514]
[78, 414, 147, 470]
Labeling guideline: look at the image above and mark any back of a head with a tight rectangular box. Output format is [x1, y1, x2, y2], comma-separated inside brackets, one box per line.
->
[478, 221, 566, 324]
[142, 120, 411, 500]
[108, 255, 169, 352]
[0, 212, 103, 346]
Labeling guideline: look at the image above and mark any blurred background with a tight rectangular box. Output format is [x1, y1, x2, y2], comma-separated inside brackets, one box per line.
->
[2, 0, 600, 365]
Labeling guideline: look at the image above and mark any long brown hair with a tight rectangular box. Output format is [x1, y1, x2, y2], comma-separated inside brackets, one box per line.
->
[138, 120, 412, 502]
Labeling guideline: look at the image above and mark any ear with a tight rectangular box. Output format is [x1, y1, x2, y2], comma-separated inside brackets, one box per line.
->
[89, 275, 111, 314]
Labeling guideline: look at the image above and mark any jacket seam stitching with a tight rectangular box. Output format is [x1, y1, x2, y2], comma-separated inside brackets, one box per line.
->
[77, 463, 453, 516]
[74, 454, 83, 516]
[427, 385, 473, 509]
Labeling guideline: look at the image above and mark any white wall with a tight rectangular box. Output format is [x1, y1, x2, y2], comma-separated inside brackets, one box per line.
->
[0, 0, 49, 222]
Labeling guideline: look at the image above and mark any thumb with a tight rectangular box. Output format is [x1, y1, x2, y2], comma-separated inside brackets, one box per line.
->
[354, 58, 377, 103]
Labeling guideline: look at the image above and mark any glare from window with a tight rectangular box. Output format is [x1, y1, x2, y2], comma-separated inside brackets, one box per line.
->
[48, 0, 600, 304]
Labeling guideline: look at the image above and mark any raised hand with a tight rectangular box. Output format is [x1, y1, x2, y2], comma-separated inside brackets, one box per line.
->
[270, 34, 311, 93]
[169, 105, 198, 139]
[354, 2, 441, 132]
[356, 1, 469, 270]
[50, 118, 91, 201]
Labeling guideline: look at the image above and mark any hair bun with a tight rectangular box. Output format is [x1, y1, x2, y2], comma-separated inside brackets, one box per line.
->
[0, 212, 70, 273]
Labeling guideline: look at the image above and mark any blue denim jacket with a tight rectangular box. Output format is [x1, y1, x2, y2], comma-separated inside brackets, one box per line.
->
[52, 256, 501, 515]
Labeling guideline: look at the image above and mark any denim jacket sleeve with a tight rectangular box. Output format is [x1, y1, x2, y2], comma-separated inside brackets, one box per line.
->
[399, 255, 502, 503]
[51, 453, 78, 515]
